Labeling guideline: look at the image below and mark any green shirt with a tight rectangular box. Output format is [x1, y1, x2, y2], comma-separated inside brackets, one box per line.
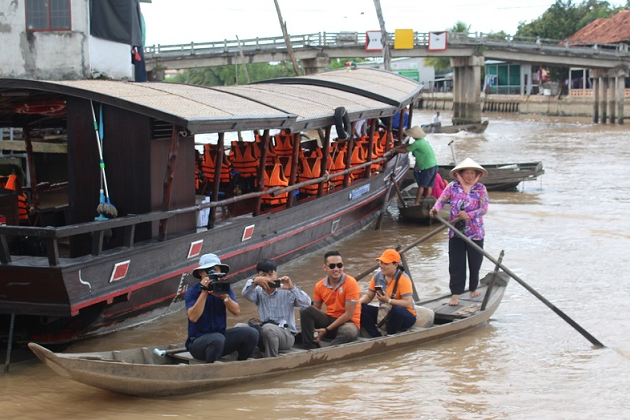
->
[407, 138, 437, 170]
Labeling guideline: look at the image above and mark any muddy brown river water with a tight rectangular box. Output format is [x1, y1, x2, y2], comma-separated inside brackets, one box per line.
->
[2, 111, 629, 419]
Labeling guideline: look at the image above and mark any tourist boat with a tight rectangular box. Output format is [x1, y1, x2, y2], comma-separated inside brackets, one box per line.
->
[28, 271, 509, 397]
[0, 69, 420, 347]
[421, 120, 489, 134]
[438, 161, 545, 191]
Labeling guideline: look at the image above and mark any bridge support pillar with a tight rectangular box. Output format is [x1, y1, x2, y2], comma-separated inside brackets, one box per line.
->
[591, 67, 627, 124]
[450, 56, 483, 125]
[302, 56, 329, 75]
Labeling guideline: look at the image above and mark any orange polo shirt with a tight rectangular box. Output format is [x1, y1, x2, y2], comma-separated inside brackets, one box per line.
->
[369, 272, 417, 317]
[313, 274, 361, 328]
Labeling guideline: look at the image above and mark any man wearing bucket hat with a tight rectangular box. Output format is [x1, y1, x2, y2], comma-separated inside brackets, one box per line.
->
[394, 125, 438, 205]
[429, 158, 489, 306]
[185, 253, 259, 362]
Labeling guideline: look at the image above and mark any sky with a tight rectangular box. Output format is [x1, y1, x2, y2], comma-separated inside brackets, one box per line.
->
[140, 0, 591, 47]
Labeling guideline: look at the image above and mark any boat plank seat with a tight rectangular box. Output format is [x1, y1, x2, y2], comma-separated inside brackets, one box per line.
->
[167, 350, 205, 364]
[433, 301, 481, 321]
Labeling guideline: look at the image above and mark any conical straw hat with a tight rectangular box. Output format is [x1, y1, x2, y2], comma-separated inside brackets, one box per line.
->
[449, 157, 487, 178]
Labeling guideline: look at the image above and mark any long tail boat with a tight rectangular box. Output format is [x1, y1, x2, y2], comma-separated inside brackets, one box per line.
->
[0, 69, 420, 347]
[28, 272, 509, 397]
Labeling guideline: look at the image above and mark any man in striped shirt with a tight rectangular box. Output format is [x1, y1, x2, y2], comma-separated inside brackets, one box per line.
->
[241, 259, 311, 357]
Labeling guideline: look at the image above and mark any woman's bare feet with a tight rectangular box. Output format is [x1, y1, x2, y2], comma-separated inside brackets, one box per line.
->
[470, 290, 481, 298]
[448, 295, 459, 306]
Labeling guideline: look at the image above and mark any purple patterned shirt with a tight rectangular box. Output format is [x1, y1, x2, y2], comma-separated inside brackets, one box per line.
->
[434, 181, 488, 240]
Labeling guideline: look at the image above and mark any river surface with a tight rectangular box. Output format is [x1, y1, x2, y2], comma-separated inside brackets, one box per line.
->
[2, 111, 629, 419]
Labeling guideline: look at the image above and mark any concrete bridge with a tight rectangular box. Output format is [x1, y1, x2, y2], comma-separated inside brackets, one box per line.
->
[145, 32, 630, 124]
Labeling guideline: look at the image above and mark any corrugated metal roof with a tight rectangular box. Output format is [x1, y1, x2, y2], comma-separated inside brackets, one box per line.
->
[0, 69, 420, 134]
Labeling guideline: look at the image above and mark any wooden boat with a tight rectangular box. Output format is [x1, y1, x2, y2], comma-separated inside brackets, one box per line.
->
[438, 161, 545, 191]
[0, 69, 420, 347]
[28, 272, 509, 397]
[421, 120, 489, 134]
[396, 183, 438, 224]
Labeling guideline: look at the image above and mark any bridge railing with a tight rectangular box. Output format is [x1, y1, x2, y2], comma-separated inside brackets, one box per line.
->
[144, 31, 630, 60]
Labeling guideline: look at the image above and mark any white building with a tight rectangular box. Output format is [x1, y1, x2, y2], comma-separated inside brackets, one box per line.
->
[0, 0, 148, 80]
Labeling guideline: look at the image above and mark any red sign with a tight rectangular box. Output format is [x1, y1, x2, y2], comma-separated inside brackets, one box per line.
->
[242, 224, 255, 241]
[110, 260, 130, 283]
[188, 239, 204, 259]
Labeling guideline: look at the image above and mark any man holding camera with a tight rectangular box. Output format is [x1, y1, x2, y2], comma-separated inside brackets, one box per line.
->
[185, 253, 259, 363]
[241, 259, 311, 357]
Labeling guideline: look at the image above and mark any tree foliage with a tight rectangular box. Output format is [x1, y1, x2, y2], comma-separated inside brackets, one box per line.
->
[516, 0, 622, 40]
[516, 1, 625, 82]
[168, 61, 297, 86]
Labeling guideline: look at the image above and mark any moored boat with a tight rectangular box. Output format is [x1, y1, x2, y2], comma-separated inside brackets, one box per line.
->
[422, 120, 489, 134]
[0, 69, 420, 347]
[28, 271, 509, 397]
[438, 161, 545, 191]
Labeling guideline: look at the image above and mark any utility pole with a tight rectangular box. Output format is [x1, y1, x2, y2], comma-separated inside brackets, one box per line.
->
[273, 0, 303, 76]
[373, 0, 391, 71]
[236, 35, 251, 83]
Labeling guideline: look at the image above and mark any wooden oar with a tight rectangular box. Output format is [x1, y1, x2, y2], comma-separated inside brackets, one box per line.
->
[356, 223, 449, 281]
[434, 215, 605, 348]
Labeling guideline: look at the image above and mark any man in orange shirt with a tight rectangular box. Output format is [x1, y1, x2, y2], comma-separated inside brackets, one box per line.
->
[300, 250, 361, 349]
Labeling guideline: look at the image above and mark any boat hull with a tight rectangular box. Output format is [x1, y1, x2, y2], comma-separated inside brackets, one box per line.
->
[29, 273, 508, 397]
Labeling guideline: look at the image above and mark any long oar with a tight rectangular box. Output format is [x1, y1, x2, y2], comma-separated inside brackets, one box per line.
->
[356, 223, 449, 281]
[434, 215, 605, 348]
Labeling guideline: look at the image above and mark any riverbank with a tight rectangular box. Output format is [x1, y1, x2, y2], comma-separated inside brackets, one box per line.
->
[419, 93, 626, 118]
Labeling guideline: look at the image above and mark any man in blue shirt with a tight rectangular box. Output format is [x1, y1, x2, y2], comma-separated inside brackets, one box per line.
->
[185, 253, 259, 363]
[242, 259, 311, 357]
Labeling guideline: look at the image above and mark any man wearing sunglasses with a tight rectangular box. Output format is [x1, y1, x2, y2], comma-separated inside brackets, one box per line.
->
[300, 250, 361, 349]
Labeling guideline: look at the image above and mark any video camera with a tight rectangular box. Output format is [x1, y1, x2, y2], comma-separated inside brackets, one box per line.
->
[200, 271, 230, 294]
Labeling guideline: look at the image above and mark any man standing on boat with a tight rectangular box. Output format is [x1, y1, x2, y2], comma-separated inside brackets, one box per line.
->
[185, 254, 259, 363]
[300, 251, 361, 349]
[431, 111, 442, 128]
[394, 126, 438, 205]
[241, 259, 311, 357]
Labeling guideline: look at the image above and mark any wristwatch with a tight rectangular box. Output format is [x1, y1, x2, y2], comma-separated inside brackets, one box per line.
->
[223, 296, 229, 302]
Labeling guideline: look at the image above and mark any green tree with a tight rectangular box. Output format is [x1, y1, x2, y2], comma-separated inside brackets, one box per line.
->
[516, 1, 622, 83]
[169, 61, 297, 86]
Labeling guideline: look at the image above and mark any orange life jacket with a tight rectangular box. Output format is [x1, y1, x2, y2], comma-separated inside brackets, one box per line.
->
[262, 163, 289, 206]
[273, 132, 293, 157]
[230, 142, 258, 178]
[201, 144, 231, 184]
[298, 156, 322, 195]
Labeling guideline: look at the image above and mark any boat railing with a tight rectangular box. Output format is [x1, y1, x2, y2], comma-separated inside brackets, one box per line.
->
[0, 152, 395, 267]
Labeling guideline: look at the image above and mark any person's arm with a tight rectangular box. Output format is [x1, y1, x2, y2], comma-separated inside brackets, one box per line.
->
[359, 290, 375, 305]
[327, 300, 358, 331]
[187, 289, 208, 323]
[389, 294, 413, 308]
[289, 284, 312, 308]
[430, 182, 453, 216]
[359, 276, 377, 304]
[210, 288, 240, 316]
[241, 279, 260, 303]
